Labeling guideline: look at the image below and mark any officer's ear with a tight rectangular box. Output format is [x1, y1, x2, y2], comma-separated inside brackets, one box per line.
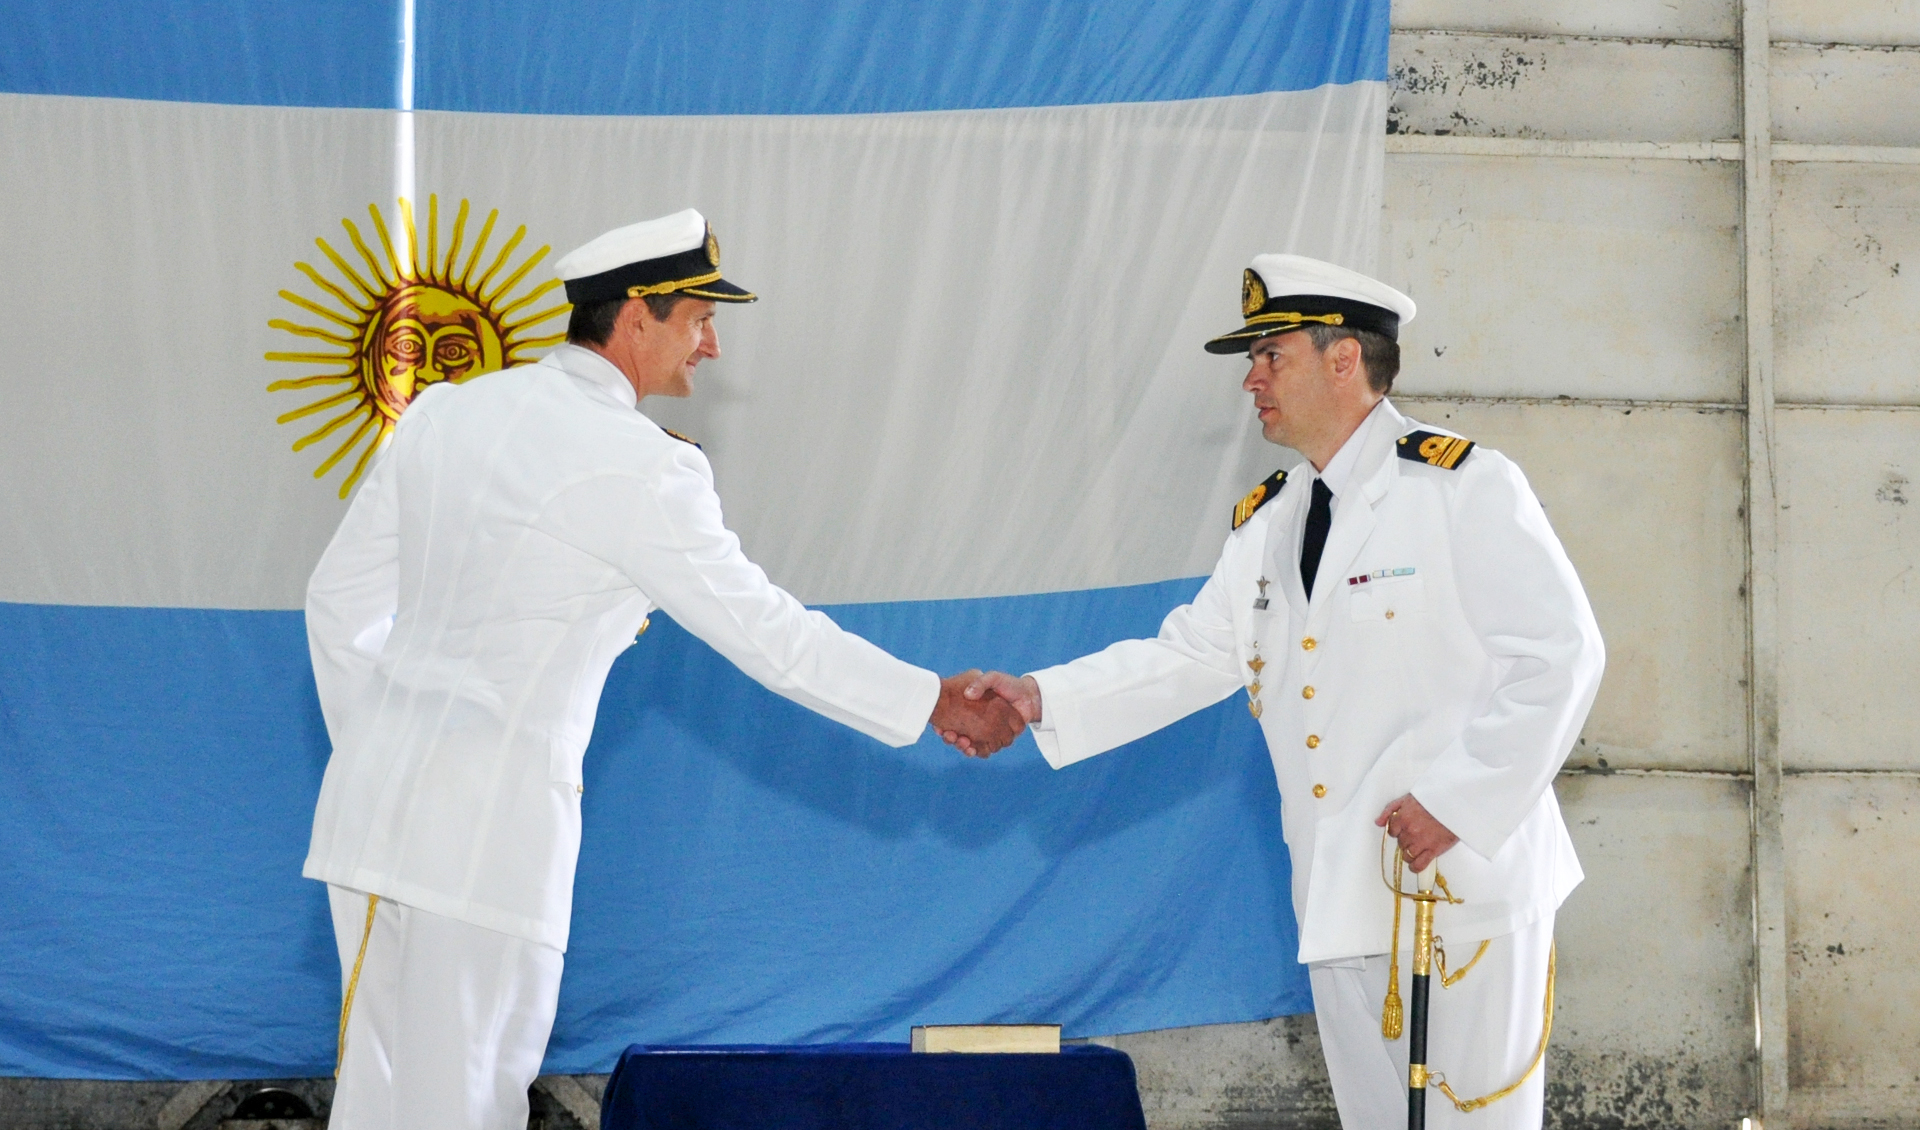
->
[619, 297, 656, 337]
[1326, 334, 1364, 386]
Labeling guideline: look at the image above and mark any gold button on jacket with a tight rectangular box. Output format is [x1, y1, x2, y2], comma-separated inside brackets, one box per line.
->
[1306, 734, 1321, 749]
[1302, 685, 1315, 699]
[1312, 784, 1327, 798]
[1302, 636, 1317, 651]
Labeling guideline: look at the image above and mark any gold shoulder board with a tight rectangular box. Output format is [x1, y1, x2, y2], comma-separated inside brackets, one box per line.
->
[663, 428, 703, 449]
[1232, 469, 1288, 531]
[1396, 429, 1474, 470]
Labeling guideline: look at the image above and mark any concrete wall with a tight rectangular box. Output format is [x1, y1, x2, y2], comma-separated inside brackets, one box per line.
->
[1094, 3, 1920, 1129]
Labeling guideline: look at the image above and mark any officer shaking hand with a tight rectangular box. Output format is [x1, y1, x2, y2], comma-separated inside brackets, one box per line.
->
[959, 255, 1604, 1130]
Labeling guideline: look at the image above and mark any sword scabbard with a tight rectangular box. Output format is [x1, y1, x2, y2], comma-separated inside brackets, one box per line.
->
[1407, 882, 1438, 1130]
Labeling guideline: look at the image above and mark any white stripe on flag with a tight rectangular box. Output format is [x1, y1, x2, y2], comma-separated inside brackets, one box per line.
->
[0, 84, 1385, 609]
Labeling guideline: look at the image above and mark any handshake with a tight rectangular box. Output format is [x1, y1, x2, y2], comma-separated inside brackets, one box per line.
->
[929, 670, 1043, 758]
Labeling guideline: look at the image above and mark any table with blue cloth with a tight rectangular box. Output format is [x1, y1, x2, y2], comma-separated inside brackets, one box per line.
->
[599, 1042, 1149, 1130]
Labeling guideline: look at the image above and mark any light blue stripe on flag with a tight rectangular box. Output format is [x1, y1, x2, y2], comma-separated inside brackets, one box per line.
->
[0, 585, 1305, 1078]
[1, 0, 1389, 112]
[419, 0, 1390, 115]
[0, 0, 399, 108]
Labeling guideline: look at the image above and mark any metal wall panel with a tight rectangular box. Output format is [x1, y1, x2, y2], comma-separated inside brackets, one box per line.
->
[1776, 409, 1920, 772]
[1390, 33, 1737, 143]
[1399, 401, 1749, 772]
[1783, 774, 1920, 1128]
[1775, 163, 1920, 406]
[1771, 4, 1920, 47]
[1773, 45, 1920, 147]
[1391, 0, 1734, 41]
[1383, 154, 1744, 403]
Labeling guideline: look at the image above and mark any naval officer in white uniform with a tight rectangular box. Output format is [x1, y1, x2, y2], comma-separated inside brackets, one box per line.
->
[963, 256, 1604, 1129]
[303, 209, 1024, 1130]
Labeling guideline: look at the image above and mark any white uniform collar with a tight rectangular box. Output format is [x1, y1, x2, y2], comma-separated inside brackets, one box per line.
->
[548, 343, 638, 410]
[1312, 397, 1391, 501]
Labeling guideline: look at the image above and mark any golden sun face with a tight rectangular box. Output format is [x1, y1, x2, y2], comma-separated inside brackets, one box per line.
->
[267, 196, 569, 497]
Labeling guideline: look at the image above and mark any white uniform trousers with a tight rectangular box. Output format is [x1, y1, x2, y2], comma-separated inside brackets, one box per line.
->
[327, 885, 565, 1130]
[1309, 914, 1554, 1130]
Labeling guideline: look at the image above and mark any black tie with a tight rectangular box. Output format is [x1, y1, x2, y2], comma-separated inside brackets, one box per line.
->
[1300, 478, 1333, 601]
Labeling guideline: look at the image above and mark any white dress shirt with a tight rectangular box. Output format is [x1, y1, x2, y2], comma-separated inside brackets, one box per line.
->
[1309, 396, 1385, 522]
[1027, 398, 1602, 962]
[303, 344, 940, 950]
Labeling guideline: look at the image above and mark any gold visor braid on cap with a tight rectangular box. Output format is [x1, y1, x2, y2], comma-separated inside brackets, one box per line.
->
[626, 269, 724, 299]
[621, 225, 740, 299]
[1244, 310, 1345, 330]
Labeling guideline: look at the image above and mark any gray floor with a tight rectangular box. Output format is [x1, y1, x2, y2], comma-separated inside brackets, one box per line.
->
[0, 1075, 607, 1130]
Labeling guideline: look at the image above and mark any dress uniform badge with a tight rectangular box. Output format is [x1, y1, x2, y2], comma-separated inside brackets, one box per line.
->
[1241, 269, 1268, 318]
[1232, 469, 1288, 530]
[662, 428, 703, 449]
[1397, 429, 1475, 470]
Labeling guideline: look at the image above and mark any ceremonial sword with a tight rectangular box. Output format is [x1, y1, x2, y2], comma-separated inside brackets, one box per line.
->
[1381, 836, 1556, 1129]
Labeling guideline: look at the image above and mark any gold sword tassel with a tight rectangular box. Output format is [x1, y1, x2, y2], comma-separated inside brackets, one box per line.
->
[1382, 849, 1405, 1039]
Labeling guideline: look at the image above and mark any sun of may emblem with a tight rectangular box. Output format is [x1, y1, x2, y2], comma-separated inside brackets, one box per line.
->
[267, 196, 569, 497]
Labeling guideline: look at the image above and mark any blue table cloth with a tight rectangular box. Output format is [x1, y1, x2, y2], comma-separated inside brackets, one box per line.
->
[600, 1043, 1148, 1130]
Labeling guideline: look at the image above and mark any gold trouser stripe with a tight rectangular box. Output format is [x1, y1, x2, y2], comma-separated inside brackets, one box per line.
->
[335, 894, 379, 1079]
[1432, 942, 1558, 1113]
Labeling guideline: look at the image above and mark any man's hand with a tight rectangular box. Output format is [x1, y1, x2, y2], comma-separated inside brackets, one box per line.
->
[930, 670, 1028, 758]
[1376, 794, 1459, 873]
[963, 671, 1042, 724]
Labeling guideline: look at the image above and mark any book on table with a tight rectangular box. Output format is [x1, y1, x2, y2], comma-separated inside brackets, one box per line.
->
[910, 1024, 1062, 1054]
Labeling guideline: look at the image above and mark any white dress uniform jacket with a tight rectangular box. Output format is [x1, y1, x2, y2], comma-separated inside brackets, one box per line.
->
[303, 345, 940, 951]
[1029, 399, 1603, 963]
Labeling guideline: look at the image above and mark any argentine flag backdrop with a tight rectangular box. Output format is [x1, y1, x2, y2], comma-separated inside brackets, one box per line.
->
[0, 0, 1389, 1079]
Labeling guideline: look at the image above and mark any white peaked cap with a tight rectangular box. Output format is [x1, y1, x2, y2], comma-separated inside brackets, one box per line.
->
[555, 209, 708, 280]
[1205, 253, 1414, 354]
[1248, 254, 1416, 325]
[553, 209, 757, 304]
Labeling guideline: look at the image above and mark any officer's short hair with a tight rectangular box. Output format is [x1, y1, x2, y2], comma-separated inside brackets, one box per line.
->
[1303, 324, 1401, 394]
[565, 293, 687, 346]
